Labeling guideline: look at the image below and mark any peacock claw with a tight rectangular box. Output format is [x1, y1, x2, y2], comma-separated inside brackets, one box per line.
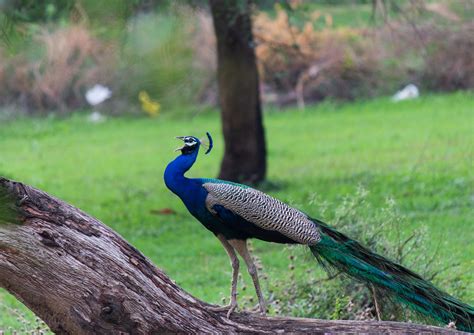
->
[208, 304, 230, 312]
[226, 302, 238, 318]
[249, 304, 267, 316]
[208, 302, 238, 318]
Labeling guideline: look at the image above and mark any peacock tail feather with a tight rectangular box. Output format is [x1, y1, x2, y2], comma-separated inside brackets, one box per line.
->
[310, 219, 474, 332]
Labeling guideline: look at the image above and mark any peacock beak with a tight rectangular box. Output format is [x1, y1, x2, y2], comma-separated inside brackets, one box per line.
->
[175, 136, 186, 152]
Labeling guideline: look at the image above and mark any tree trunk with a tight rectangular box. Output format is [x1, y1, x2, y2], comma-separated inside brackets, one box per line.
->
[0, 177, 464, 334]
[210, 0, 266, 184]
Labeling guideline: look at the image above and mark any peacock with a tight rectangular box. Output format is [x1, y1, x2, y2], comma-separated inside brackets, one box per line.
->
[164, 133, 474, 331]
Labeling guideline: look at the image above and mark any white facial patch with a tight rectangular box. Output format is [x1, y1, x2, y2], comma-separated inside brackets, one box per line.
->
[184, 137, 197, 146]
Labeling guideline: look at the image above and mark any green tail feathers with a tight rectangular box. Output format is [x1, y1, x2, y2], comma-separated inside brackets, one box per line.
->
[310, 219, 474, 332]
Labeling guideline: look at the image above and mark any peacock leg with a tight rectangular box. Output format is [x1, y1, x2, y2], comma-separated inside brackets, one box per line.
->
[229, 239, 266, 315]
[208, 234, 239, 318]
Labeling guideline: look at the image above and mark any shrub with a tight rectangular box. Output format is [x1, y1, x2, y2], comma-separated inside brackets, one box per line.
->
[192, 7, 382, 108]
[116, 6, 212, 113]
[0, 5, 211, 116]
[422, 23, 474, 91]
[2, 2, 473, 115]
[2, 0, 75, 23]
[253, 8, 382, 106]
[0, 24, 116, 114]
[193, 3, 474, 108]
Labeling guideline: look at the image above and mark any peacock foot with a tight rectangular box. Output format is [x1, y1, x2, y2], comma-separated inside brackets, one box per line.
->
[208, 301, 238, 318]
[249, 303, 267, 316]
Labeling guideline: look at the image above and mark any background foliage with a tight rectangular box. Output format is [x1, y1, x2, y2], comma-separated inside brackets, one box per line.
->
[0, 0, 473, 115]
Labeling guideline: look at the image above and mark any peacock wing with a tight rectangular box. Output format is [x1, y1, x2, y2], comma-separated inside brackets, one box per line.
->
[202, 181, 321, 245]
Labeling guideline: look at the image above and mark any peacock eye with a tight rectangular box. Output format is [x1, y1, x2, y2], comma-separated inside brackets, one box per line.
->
[184, 137, 197, 145]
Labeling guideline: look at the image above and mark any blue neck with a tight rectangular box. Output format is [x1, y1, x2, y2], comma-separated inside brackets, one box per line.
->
[164, 150, 199, 201]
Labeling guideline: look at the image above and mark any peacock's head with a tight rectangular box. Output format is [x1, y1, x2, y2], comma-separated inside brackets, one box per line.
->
[175, 132, 213, 156]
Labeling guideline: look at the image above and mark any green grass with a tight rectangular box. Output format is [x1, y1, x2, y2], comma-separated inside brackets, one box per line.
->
[270, 2, 375, 29]
[0, 92, 473, 329]
[281, 0, 474, 30]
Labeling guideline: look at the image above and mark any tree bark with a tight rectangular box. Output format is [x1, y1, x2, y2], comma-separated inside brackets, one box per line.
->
[210, 0, 266, 184]
[0, 177, 465, 334]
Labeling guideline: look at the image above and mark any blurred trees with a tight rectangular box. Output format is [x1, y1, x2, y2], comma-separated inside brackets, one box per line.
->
[1, 0, 473, 117]
[1, 0, 75, 22]
[209, 0, 266, 184]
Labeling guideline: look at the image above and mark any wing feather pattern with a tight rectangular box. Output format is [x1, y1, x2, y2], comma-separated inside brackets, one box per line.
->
[203, 182, 320, 245]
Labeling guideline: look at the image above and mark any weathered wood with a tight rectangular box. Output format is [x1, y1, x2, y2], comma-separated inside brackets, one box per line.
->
[0, 177, 465, 334]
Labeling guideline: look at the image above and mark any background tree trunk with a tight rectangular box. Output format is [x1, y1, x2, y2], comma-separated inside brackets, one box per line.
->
[210, 0, 266, 184]
[0, 177, 464, 334]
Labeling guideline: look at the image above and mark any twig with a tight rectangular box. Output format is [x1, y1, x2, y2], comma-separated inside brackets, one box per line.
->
[371, 284, 382, 321]
[397, 232, 416, 263]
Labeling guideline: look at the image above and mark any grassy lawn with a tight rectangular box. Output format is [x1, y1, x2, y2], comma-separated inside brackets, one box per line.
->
[280, 1, 474, 29]
[0, 92, 473, 329]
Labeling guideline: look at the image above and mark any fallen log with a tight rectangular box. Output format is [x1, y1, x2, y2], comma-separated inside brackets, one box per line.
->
[0, 177, 464, 334]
